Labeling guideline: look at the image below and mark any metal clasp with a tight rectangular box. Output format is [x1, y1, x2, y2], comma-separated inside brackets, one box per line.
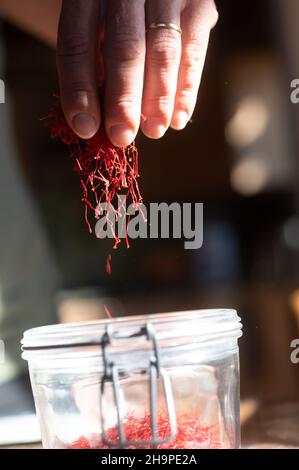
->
[100, 323, 177, 448]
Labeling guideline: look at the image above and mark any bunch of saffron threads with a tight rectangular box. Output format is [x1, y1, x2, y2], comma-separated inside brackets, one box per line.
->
[68, 414, 223, 450]
[46, 97, 143, 249]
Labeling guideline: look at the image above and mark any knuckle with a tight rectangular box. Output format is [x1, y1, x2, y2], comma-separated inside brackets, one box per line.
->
[176, 89, 195, 110]
[180, 81, 195, 96]
[147, 94, 173, 108]
[145, 96, 173, 123]
[107, 94, 140, 125]
[109, 95, 137, 114]
[182, 40, 205, 70]
[58, 33, 91, 57]
[62, 84, 94, 97]
[210, 1, 219, 27]
[106, 34, 144, 62]
[150, 34, 180, 67]
[61, 89, 95, 109]
[201, 0, 219, 28]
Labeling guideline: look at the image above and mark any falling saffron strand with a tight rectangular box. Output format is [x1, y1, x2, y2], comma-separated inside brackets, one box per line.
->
[46, 96, 143, 248]
[106, 254, 112, 275]
[103, 303, 112, 319]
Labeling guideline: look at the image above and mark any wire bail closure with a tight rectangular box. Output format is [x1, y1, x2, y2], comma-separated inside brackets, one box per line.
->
[100, 323, 177, 448]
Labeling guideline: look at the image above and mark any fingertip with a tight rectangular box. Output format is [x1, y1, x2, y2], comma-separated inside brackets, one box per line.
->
[141, 119, 167, 139]
[109, 125, 136, 148]
[170, 110, 189, 130]
[71, 113, 99, 139]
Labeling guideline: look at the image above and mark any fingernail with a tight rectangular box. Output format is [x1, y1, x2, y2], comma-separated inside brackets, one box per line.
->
[109, 125, 135, 147]
[171, 111, 189, 130]
[72, 113, 98, 139]
[142, 119, 166, 139]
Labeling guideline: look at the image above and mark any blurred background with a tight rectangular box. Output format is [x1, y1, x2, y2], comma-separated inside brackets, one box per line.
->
[1, 0, 299, 425]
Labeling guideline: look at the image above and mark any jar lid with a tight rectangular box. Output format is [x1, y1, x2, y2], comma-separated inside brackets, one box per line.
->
[21, 309, 242, 352]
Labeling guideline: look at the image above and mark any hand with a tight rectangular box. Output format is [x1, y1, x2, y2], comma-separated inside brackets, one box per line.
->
[57, 0, 218, 146]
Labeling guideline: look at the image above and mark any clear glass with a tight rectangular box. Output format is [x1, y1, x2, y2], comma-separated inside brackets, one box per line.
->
[22, 309, 242, 449]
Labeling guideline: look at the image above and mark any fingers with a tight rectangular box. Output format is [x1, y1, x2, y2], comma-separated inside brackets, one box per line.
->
[104, 0, 146, 147]
[171, 0, 218, 130]
[57, 0, 218, 143]
[141, 0, 182, 139]
[57, 0, 101, 139]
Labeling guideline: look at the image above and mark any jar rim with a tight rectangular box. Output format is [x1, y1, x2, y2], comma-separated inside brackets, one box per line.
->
[21, 308, 242, 353]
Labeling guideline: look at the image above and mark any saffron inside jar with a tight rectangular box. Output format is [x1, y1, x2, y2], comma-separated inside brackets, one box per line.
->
[22, 310, 242, 449]
[68, 414, 224, 449]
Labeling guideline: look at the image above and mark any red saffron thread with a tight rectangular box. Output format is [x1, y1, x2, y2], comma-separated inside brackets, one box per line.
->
[45, 96, 143, 248]
[103, 303, 112, 319]
[106, 254, 112, 275]
[68, 414, 223, 449]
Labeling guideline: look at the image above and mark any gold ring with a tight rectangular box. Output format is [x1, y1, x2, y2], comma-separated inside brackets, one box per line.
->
[147, 22, 182, 35]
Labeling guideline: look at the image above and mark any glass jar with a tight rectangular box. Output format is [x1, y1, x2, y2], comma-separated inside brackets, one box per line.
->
[22, 309, 242, 449]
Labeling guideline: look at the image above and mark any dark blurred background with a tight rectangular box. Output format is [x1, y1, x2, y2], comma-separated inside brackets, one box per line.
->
[2, 0, 299, 405]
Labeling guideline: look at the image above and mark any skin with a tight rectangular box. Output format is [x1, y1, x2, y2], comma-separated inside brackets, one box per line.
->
[0, 0, 218, 146]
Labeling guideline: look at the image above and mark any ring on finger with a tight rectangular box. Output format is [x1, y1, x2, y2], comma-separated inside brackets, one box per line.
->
[147, 22, 182, 35]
